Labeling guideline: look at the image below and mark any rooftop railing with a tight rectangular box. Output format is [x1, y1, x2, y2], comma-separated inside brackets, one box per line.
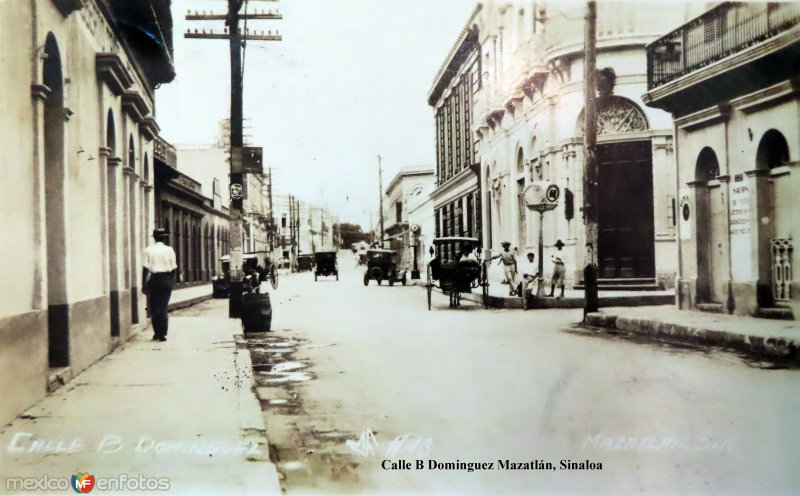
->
[154, 136, 177, 168]
[647, 2, 800, 89]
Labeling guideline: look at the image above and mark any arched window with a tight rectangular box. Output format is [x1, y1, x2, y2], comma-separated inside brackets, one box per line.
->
[695, 147, 720, 182]
[516, 147, 525, 174]
[106, 110, 116, 155]
[756, 129, 790, 169]
[128, 134, 135, 170]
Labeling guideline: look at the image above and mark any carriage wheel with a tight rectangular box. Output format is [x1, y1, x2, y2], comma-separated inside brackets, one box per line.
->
[426, 284, 432, 310]
[363, 273, 369, 286]
[456, 293, 461, 307]
[270, 265, 279, 290]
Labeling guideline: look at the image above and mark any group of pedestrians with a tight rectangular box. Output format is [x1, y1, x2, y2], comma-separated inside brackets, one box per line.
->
[487, 241, 565, 299]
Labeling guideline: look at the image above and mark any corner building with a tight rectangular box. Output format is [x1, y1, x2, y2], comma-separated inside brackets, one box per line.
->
[0, 0, 174, 425]
[465, 1, 691, 289]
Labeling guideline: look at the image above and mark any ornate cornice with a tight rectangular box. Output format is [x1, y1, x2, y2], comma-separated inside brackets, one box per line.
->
[122, 90, 150, 123]
[96, 53, 134, 96]
[140, 116, 160, 141]
[52, 0, 85, 17]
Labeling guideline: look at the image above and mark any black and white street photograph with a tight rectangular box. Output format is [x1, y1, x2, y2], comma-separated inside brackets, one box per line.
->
[1, 0, 799, 494]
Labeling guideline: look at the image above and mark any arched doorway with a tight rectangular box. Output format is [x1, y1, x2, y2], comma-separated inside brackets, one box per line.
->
[484, 163, 493, 248]
[515, 148, 527, 247]
[579, 97, 654, 280]
[43, 33, 69, 367]
[693, 147, 726, 303]
[127, 135, 138, 323]
[106, 109, 121, 337]
[757, 129, 792, 303]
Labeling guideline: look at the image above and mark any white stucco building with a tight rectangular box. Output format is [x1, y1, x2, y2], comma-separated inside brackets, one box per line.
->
[0, 0, 174, 425]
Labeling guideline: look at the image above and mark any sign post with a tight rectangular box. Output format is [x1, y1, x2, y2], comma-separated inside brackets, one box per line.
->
[524, 182, 560, 297]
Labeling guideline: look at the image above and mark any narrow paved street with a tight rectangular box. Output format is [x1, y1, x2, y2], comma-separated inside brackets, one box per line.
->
[188, 252, 799, 495]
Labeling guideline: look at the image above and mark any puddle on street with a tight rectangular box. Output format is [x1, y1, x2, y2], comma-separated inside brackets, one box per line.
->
[245, 331, 367, 493]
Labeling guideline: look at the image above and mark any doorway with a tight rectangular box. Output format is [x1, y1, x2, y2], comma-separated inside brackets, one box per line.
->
[43, 34, 69, 366]
[597, 141, 655, 279]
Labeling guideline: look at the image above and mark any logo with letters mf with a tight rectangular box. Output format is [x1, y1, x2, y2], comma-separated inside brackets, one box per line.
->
[71, 472, 95, 493]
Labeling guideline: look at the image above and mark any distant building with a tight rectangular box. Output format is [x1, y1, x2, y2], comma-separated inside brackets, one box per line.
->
[643, 3, 800, 318]
[384, 166, 436, 278]
[0, 0, 174, 425]
[155, 137, 231, 285]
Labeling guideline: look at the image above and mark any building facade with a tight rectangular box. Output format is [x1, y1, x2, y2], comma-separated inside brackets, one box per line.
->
[0, 0, 173, 425]
[643, 2, 799, 318]
[428, 5, 485, 263]
[467, 0, 690, 289]
[154, 137, 231, 286]
[384, 166, 436, 277]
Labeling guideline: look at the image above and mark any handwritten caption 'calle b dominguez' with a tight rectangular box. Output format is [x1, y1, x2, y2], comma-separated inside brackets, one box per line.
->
[7, 433, 261, 457]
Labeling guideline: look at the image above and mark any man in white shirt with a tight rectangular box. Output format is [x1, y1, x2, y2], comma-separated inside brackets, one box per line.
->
[142, 228, 177, 342]
[518, 252, 539, 298]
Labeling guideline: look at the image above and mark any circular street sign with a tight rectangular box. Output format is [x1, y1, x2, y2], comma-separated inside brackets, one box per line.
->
[523, 183, 545, 206]
[230, 183, 243, 199]
[546, 184, 560, 203]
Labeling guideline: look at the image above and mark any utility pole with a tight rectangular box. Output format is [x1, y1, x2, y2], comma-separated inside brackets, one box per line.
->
[185, 0, 282, 318]
[583, 0, 599, 318]
[377, 154, 385, 248]
[267, 167, 273, 254]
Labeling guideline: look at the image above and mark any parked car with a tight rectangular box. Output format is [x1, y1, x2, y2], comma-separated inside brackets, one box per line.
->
[212, 253, 262, 297]
[363, 249, 407, 286]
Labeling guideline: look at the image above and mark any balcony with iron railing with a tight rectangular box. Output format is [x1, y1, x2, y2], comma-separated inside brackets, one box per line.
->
[154, 135, 177, 169]
[647, 2, 800, 91]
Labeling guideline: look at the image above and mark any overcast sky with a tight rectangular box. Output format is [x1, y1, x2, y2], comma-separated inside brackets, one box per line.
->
[156, 0, 477, 228]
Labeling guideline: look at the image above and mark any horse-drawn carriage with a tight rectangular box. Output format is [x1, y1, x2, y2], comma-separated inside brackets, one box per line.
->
[425, 237, 488, 309]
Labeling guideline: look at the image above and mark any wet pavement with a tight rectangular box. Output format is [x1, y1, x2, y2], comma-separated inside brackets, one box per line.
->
[193, 254, 800, 494]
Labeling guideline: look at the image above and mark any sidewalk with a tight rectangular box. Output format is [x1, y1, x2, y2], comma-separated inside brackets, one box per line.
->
[0, 312, 281, 495]
[586, 305, 800, 364]
[168, 283, 213, 311]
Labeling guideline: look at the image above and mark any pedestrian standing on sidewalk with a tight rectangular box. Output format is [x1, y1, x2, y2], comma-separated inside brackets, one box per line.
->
[548, 255, 566, 298]
[488, 241, 518, 296]
[142, 228, 177, 342]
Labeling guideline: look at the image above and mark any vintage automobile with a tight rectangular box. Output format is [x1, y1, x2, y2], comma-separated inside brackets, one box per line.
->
[363, 248, 407, 286]
[213, 254, 259, 297]
[314, 250, 338, 281]
[295, 253, 314, 272]
[212, 252, 278, 297]
[426, 237, 488, 309]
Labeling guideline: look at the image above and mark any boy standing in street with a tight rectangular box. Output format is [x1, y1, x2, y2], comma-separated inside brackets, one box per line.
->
[142, 228, 177, 342]
[548, 255, 566, 298]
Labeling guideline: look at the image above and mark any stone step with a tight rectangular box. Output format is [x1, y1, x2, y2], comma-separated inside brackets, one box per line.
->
[755, 306, 795, 321]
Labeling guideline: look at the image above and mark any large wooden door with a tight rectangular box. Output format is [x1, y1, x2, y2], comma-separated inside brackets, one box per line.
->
[597, 141, 655, 279]
[708, 185, 728, 302]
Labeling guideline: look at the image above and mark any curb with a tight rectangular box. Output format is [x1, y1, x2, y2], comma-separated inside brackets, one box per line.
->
[455, 288, 673, 310]
[585, 312, 800, 364]
[168, 294, 213, 312]
[233, 330, 283, 493]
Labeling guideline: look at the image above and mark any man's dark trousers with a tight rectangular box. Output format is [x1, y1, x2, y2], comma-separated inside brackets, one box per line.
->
[148, 273, 173, 338]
